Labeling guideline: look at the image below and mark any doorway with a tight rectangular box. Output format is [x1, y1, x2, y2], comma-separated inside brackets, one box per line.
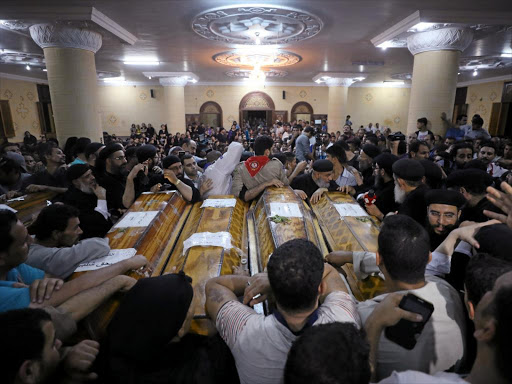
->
[239, 91, 276, 129]
[244, 110, 270, 129]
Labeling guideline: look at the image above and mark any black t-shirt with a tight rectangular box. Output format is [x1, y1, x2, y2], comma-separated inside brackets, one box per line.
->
[375, 180, 399, 215]
[22, 167, 68, 189]
[97, 172, 127, 212]
[397, 184, 430, 224]
[460, 197, 503, 223]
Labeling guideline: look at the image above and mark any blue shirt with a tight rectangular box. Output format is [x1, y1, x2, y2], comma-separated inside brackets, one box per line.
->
[445, 127, 465, 140]
[0, 264, 45, 312]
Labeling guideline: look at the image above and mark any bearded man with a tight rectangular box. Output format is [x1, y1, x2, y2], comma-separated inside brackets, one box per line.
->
[56, 164, 112, 239]
[290, 159, 338, 203]
[424, 189, 465, 250]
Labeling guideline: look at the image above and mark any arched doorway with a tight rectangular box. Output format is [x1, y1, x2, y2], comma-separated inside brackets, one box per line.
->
[239, 91, 275, 129]
[291, 101, 314, 123]
[199, 101, 223, 128]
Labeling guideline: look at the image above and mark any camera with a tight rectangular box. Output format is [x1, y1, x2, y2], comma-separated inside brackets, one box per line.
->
[388, 131, 406, 141]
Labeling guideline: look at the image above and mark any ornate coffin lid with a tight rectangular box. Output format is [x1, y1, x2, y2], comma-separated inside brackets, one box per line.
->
[249, 187, 328, 274]
[311, 192, 386, 301]
[74, 191, 191, 339]
[7, 191, 58, 226]
[164, 195, 249, 335]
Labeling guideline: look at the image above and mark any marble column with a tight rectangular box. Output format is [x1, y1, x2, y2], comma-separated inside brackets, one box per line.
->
[326, 78, 353, 132]
[29, 23, 103, 145]
[160, 77, 188, 135]
[406, 27, 473, 135]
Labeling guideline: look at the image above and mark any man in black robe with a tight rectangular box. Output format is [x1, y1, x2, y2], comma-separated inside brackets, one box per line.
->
[56, 164, 112, 239]
[364, 153, 400, 220]
[446, 168, 503, 222]
[291, 159, 338, 203]
[393, 158, 430, 224]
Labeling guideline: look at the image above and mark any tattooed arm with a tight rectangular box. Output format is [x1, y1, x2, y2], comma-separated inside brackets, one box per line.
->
[205, 275, 250, 322]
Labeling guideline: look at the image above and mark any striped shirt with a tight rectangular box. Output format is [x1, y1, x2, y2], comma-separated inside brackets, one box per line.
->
[216, 291, 361, 384]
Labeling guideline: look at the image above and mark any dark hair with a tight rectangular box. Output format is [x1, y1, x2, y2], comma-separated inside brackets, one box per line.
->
[38, 142, 59, 165]
[365, 136, 378, 146]
[181, 154, 194, 163]
[479, 140, 496, 152]
[270, 153, 287, 165]
[378, 215, 430, 283]
[0, 142, 20, 154]
[73, 137, 92, 157]
[409, 140, 429, 154]
[254, 136, 274, 156]
[96, 143, 124, 174]
[0, 156, 21, 175]
[465, 254, 512, 306]
[0, 308, 51, 383]
[472, 116, 484, 126]
[0, 209, 18, 253]
[284, 323, 370, 384]
[326, 142, 347, 164]
[397, 141, 407, 155]
[267, 239, 324, 312]
[464, 159, 487, 172]
[284, 152, 296, 162]
[125, 146, 138, 160]
[456, 114, 467, 122]
[336, 140, 349, 151]
[32, 204, 80, 241]
[490, 283, 512, 382]
[451, 142, 473, 160]
[417, 117, 428, 126]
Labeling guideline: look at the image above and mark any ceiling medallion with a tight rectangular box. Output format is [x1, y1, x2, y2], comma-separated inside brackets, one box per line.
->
[0, 51, 45, 67]
[192, 5, 323, 45]
[459, 55, 512, 71]
[214, 50, 301, 68]
[0, 20, 32, 32]
[225, 69, 288, 78]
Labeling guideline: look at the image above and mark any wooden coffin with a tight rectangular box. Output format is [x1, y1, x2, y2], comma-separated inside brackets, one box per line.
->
[7, 191, 57, 226]
[163, 195, 249, 335]
[248, 187, 328, 276]
[76, 191, 191, 339]
[311, 192, 386, 301]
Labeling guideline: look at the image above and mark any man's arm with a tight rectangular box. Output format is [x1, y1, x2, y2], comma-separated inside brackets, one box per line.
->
[205, 275, 250, 323]
[122, 163, 146, 208]
[29, 255, 146, 309]
[243, 178, 284, 201]
[320, 263, 349, 302]
[57, 275, 136, 321]
[25, 184, 67, 194]
[230, 163, 244, 197]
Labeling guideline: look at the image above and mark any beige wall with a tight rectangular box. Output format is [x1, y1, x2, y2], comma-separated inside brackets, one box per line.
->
[465, 81, 504, 129]
[0, 77, 41, 142]
[97, 85, 166, 136]
[184, 85, 329, 128]
[347, 87, 411, 133]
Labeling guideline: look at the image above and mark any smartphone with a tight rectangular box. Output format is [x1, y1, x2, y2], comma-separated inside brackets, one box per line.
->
[178, 151, 185, 157]
[384, 293, 434, 350]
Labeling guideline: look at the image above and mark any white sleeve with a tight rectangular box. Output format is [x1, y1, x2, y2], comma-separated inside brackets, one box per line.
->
[352, 251, 380, 279]
[212, 142, 244, 176]
[426, 251, 451, 276]
[94, 199, 110, 220]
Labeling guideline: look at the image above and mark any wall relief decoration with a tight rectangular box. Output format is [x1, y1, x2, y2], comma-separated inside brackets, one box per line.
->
[16, 102, 29, 119]
[244, 96, 270, 109]
[206, 89, 215, 98]
[489, 91, 497, 101]
[364, 93, 373, 102]
[139, 92, 148, 100]
[299, 90, 307, 98]
[470, 93, 477, 102]
[26, 92, 35, 101]
[108, 114, 118, 125]
[3, 89, 13, 100]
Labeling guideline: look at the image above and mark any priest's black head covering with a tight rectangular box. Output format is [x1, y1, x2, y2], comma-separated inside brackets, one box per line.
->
[446, 169, 493, 192]
[419, 159, 443, 188]
[374, 153, 398, 175]
[474, 224, 512, 262]
[425, 189, 466, 208]
[313, 159, 333, 173]
[362, 144, 381, 159]
[136, 145, 157, 163]
[392, 158, 425, 181]
[99, 143, 124, 160]
[66, 163, 90, 182]
[84, 142, 104, 160]
[162, 155, 181, 169]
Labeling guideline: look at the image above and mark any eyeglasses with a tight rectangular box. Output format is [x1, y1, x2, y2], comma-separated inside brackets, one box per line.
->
[112, 155, 126, 161]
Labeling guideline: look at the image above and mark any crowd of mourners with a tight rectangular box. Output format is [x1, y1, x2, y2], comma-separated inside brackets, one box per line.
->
[1, 112, 512, 384]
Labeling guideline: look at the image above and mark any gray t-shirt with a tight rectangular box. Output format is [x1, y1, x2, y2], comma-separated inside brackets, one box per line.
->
[295, 134, 311, 162]
[216, 291, 361, 384]
[26, 237, 110, 279]
[357, 275, 466, 380]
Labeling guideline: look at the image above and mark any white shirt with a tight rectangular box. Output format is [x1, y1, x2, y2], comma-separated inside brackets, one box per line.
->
[184, 170, 203, 189]
[216, 291, 361, 384]
[202, 142, 243, 198]
[335, 167, 358, 187]
[357, 275, 466, 380]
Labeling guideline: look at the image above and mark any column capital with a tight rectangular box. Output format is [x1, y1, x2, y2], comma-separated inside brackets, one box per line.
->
[407, 27, 473, 56]
[325, 77, 354, 87]
[29, 23, 102, 53]
[159, 77, 189, 87]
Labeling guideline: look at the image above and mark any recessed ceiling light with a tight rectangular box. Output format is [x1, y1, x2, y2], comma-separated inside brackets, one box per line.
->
[473, 70, 478, 77]
[457, 72, 460, 75]
[501, 53, 512, 58]
[148, 76, 152, 79]
[25, 65, 30, 70]
[43, 68, 47, 72]
[123, 59, 160, 65]
[190, 78, 197, 83]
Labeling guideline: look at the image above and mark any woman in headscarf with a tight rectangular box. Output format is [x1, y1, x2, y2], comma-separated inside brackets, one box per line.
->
[97, 272, 239, 384]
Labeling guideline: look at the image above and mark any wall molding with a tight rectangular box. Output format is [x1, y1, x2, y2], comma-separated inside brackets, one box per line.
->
[0, 72, 48, 84]
[457, 74, 512, 87]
